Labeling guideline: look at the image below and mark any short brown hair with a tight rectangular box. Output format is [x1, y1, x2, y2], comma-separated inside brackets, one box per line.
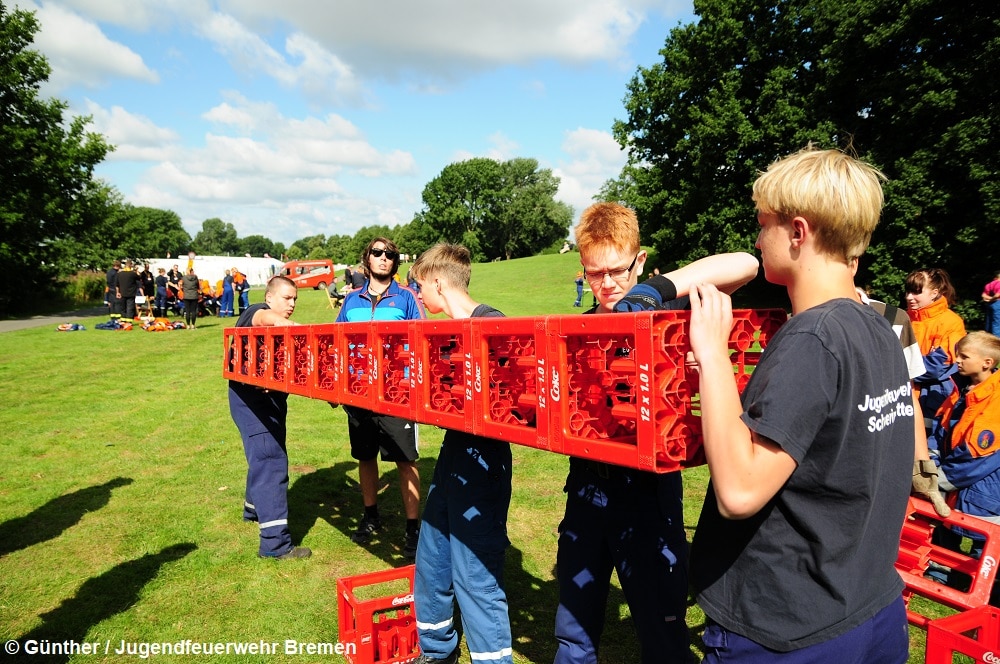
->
[409, 243, 472, 290]
[905, 268, 958, 305]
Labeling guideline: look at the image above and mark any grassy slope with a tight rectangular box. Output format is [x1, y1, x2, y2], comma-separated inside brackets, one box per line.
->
[0, 251, 936, 662]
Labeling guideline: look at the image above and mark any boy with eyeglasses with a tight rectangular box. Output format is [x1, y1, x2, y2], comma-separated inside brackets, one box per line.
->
[336, 237, 425, 558]
[554, 201, 758, 664]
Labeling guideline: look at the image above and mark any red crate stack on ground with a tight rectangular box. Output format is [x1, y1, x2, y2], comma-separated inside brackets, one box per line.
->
[897, 497, 1000, 629]
[337, 565, 419, 664]
[924, 605, 1000, 663]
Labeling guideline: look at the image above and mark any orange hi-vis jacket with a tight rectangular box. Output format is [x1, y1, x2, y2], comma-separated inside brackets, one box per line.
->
[936, 369, 1000, 459]
[908, 296, 967, 362]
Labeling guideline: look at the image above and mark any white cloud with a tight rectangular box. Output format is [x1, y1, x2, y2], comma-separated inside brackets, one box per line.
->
[197, 12, 365, 107]
[219, 0, 666, 76]
[117, 96, 419, 243]
[80, 101, 180, 161]
[554, 128, 628, 217]
[24, 2, 158, 91]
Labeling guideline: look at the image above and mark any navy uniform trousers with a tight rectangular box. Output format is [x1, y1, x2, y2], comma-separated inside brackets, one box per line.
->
[554, 458, 695, 664]
[229, 381, 292, 557]
[414, 434, 513, 663]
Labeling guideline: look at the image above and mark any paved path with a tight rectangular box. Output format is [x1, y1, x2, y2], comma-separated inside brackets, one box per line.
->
[0, 307, 108, 333]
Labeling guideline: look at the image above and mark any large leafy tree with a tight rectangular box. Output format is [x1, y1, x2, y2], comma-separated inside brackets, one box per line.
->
[191, 217, 240, 256]
[610, 0, 999, 311]
[0, 4, 112, 313]
[419, 158, 572, 261]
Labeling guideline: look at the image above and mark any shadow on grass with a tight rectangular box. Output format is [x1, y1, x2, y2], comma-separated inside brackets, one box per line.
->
[0, 477, 134, 558]
[287, 464, 696, 663]
[12, 542, 197, 663]
[288, 459, 438, 562]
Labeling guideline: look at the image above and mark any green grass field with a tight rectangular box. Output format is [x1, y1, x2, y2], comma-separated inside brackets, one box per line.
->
[0, 251, 950, 662]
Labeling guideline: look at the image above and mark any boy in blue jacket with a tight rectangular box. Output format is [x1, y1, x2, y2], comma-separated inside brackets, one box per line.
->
[928, 331, 1000, 602]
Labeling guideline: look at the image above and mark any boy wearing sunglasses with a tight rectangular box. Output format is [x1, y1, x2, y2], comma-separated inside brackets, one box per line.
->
[336, 237, 425, 557]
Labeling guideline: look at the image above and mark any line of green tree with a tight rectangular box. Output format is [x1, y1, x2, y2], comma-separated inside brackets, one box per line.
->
[602, 0, 999, 323]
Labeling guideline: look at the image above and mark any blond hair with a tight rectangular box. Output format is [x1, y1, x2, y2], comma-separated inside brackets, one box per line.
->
[574, 202, 641, 257]
[956, 331, 1000, 365]
[752, 147, 887, 262]
[409, 243, 472, 291]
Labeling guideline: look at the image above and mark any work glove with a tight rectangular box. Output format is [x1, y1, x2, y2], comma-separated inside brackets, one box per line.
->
[912, 459, 951, 518]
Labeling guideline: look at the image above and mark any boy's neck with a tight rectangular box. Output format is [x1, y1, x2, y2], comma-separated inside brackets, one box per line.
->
[786, 260, 858, 314]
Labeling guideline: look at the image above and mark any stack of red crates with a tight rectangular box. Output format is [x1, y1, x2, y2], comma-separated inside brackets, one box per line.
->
[896, 497, 1000, 662]
[223, 309, 787, 473]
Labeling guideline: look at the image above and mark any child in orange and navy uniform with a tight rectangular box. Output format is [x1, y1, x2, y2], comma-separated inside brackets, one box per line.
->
[928, 331, 1000, 603]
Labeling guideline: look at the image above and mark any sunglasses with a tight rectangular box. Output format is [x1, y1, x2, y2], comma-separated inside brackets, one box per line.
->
[370, 248, 399, 260]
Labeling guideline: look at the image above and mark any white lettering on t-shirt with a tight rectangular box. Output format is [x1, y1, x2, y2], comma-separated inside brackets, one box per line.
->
[858, 382, 913, 432]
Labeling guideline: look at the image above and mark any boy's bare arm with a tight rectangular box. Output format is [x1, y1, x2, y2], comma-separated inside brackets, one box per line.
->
[250, 310, 298, 327]
[689, 283, 796, 519]
[666, 252, 759, 296]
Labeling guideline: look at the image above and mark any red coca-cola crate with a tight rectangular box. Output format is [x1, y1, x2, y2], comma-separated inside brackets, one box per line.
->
[337, 565, 419, 664]
[413, 318, 474, 433]
[474, 316, 548, 449]
[924, 605, 1000, 664]
[897, 497, 1000, 629]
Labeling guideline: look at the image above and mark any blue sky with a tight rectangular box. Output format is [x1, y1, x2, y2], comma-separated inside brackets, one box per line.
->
[18, 0, 695, 247]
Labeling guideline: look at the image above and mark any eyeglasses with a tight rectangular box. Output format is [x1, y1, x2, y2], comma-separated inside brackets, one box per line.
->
[584, 253, 639, 284]
[369, 248, 399, 260]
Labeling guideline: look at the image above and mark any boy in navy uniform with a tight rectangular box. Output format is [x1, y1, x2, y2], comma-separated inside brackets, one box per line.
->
[228, 275, 311, 560]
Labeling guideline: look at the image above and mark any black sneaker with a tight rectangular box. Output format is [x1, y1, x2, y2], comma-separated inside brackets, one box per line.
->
[403, 529, 419, 559]
[411, 648, 458, 664]
[412, 650, 458, 664]
[351, 515, 382, 544]
[260, 546, 312, 560]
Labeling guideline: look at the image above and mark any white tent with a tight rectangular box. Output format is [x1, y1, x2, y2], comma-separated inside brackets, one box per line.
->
[142, 256, 284, 287]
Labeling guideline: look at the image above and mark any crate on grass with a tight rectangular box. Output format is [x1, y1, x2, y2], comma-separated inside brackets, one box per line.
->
[337, 565, 419, 664]
[924, 605, 1000, 664]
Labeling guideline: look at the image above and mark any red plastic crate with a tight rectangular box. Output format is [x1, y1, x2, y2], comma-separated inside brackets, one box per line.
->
[473, 316, 547, 449]
[413, 318, 472, 432]
[897, 497, 1000, 629]
[925, 605, 1000, 663]
[372, 321, 417, 421]
[337, 565, 419, 664]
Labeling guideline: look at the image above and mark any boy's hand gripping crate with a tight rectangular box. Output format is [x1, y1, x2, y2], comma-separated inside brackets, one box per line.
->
[337, 565, 419, 664]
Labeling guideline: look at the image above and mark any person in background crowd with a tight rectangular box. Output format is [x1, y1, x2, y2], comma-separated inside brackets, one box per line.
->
[115, 260, 141, 321]
[181, 267, 200, 329]
[154, 267, 169, 318]
[105, 260, 121, 319]
[220, 269, 235, 317]
[233, 267, 250, 315]
[906, 267, 967, 432]
[982, 271, 1000, 336]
